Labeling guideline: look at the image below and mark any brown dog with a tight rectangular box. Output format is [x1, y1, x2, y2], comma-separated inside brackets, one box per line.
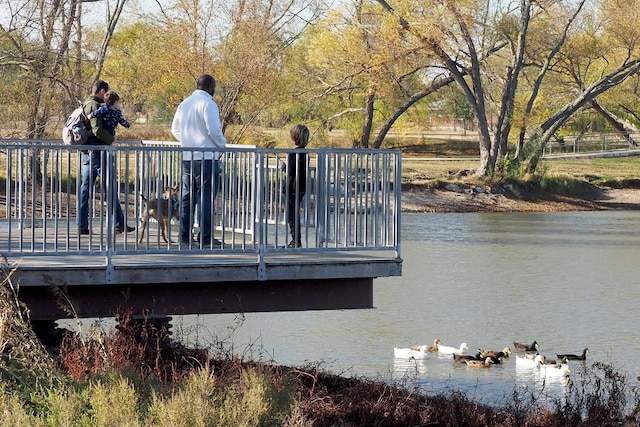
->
[139, 185, 180, 244]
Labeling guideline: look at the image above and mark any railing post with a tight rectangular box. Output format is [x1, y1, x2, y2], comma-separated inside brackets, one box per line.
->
[255, 150, 265, 252]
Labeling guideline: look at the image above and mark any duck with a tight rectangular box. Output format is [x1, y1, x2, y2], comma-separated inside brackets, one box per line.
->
[515, 353, 544, 368]
[486, 354, 504, 364]
[556, 348, 589, 361]
[394, 345, 430, 359]
[466, 357, 493, 368]
[453, 352, 481, 363]
[413, 338, 441, 353]
[437, 342, 469, 355]
[479, 347, 511, 359]
[513, 340, 539, 352]
[427, 338, 441, 352]
[540, 361, 571, 377]
[543, 356, 568, 366]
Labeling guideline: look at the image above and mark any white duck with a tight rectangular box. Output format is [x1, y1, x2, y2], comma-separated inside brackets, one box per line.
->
[394, 345, 430, 360]
[540, 361, 571, 378]
[515, 353, 544, 369]
[437, 342, 469, 355]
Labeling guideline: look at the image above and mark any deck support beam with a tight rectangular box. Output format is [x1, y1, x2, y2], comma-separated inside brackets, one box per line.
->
[19, 278, 374, 320]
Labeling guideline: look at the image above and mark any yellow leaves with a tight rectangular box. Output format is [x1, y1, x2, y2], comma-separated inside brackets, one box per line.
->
[599, 0, 640, 52]
[305, 4, 424, 87]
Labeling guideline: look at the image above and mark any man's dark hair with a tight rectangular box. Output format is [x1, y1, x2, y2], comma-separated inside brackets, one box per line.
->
[92, 80, 109, 96]
[196, 74, 216, 96]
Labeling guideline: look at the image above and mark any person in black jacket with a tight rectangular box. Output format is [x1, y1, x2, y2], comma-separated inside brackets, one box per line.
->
[280, 124, 310, 248]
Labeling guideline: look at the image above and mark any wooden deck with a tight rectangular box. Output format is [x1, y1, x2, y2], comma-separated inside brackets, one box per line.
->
[2, 225, 402, 320]
[1, 143, 403, 320]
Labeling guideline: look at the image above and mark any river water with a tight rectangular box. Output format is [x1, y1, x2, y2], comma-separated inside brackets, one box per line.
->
[64, 211, 637, 406]
[172, 210, 640, 406]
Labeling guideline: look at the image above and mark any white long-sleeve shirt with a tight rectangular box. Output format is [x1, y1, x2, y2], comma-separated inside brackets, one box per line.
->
[171, 89, 227, 160]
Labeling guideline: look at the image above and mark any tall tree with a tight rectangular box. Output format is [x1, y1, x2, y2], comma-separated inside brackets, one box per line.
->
[117, 0, 320, 139]
[373, 0, 526, 175]
[372, 0, 640, 176]
[300, 2, 441, 148]
[0, 0, 128, 136]
[0, 0, 79, 138]
[215, 0, 321, 139]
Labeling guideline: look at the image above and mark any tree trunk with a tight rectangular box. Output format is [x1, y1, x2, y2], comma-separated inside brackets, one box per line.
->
[476, 130, 493, 176]
[522, 59, 640, 174]
[373, 75, 456, 149]
[93, 0, 127, 83]
[360, 94, 375, 148]
[590, 99, 638, 146]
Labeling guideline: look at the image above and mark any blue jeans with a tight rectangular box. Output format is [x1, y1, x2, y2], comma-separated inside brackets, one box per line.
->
[77, 150, 126, 231]
[180, 159, 219, 244]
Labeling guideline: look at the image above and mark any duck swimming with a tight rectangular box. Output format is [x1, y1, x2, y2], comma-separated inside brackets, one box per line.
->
[394, 345, 430, 359]
[515, 354, 544, 368]
[465, 357, 493, 368]
[427, 338, 441, 352]
[556, 348, 589, 361]
[438, 342, 469, 355]
[540, 361, 571, 378]
[453, 352, 481, 363]
[479, 347, 511, 359]
[543, 356, 568, 366]
[513, 340, 539, 352]
[413, 338, 441, 353]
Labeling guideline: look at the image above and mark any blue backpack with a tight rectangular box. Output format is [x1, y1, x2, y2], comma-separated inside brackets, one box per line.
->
[62, 101, 91, 145]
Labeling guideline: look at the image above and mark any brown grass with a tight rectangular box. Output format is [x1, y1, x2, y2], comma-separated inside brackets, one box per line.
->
[58, 310, 210, 383]
[51, 313, 640, 426]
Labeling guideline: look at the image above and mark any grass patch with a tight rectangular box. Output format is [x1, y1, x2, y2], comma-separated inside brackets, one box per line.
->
[541, 157, 640, 185]
[0, 282, 638, 427]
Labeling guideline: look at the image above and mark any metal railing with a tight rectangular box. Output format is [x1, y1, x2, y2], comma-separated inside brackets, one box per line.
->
[0, 140, 401, 260]
[542, 132, 640, 157]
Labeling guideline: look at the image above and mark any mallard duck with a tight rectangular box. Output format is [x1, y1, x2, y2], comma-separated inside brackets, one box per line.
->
[438, 342, 469, 355]
[412, 338, 441, 353]
[479, 347, 511, 359]
[394, 345, 430, 359]
[453, 352, 481, 363]
[556, 348, 589, 361]
[515, 354, 544, 368]
[427, 338, 441, 352]
[465, 357, 493, 368]
[487, 354, 504, 364]
[513, 340, 539, 352]
[543, 356, 568, 365]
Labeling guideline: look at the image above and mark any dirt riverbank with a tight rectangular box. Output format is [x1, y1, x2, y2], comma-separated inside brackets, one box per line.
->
[401, 182, 640, 213]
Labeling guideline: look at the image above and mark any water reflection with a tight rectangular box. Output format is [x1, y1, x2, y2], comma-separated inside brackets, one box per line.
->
[392, 358, 429, 377]
[62, 211, 640, 408]
[515, 363, 570, 402]
[194, 211, 639, 406]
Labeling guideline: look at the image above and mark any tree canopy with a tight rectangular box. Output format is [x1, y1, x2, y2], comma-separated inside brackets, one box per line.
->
[1, 0, 640, 176]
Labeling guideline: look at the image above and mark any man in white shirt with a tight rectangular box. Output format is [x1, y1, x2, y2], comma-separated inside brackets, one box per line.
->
[171, 74, 227, 247]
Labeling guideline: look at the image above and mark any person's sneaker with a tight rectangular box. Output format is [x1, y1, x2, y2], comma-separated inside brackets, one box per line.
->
[115, 225, 135, 234]
[201, 239, 223, 248]
[79, 229, 90, 235]
[287, 240, 302, 248]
